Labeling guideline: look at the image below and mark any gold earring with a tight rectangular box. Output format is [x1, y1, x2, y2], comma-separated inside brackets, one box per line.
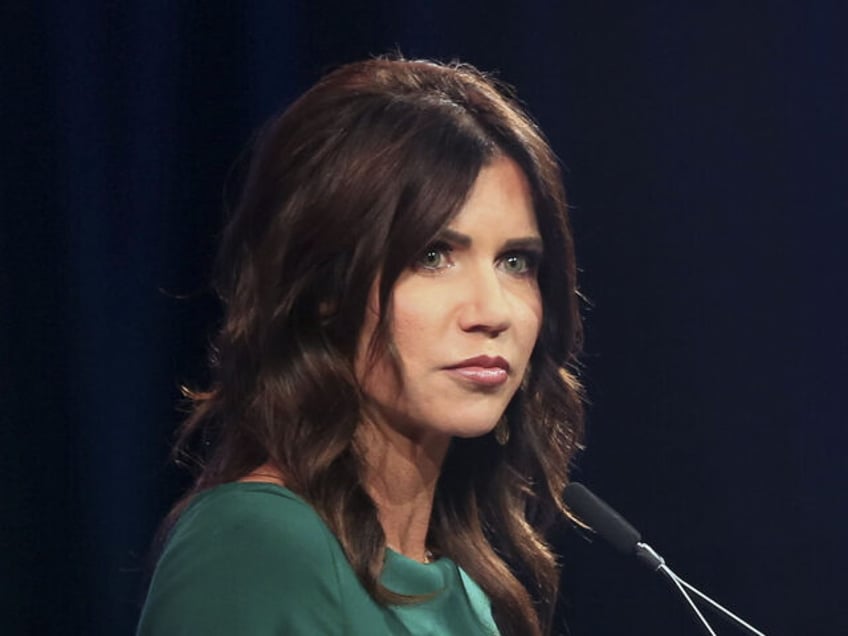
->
[494, 414, 510, 446]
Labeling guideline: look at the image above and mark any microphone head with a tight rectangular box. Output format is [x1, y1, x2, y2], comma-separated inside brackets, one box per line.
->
[564, 482, 642, 555]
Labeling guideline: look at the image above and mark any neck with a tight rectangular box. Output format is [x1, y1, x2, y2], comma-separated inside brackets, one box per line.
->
[357, 419, 451, 563]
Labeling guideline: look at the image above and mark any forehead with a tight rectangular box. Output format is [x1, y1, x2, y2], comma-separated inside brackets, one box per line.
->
[446, 157, 539, 236]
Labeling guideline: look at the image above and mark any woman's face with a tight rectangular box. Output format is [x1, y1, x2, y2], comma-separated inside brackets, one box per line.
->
[356, 156, 543, 443]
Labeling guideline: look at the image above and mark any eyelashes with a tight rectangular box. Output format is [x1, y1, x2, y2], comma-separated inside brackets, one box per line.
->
[413, 241, 542, 277]
[499, 250, 540, 276]
[415, 241, 453, 271]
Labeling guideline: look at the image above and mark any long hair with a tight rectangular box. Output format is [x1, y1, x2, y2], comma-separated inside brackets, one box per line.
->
[169, 57, 584, 636]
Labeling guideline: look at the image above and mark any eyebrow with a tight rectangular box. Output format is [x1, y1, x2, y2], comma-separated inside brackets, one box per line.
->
[437, 228, 472, 247]
[436, 228, 544, 253]
[503, 237, 544, 253]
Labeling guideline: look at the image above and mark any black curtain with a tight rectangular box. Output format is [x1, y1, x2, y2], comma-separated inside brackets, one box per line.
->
[5, 2, 846, 634]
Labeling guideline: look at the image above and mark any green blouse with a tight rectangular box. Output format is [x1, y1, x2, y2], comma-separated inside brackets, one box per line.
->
[137, 482, 500, 635]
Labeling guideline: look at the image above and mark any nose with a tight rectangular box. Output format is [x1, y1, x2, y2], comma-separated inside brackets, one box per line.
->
[457, 265, 511, 336]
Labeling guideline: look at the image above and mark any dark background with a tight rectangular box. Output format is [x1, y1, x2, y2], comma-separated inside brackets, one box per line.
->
[4, 2, 846, 634]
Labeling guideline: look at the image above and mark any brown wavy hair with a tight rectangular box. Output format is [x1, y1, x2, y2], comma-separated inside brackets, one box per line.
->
[168, 57, 584, 636]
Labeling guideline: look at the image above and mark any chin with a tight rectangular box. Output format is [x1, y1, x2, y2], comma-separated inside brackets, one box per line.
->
[451, 428, 498, 440]
[426, 398, 511, 437]
[430, 413, 502, 440]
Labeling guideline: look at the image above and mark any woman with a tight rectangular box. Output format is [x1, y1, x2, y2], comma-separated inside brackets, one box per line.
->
[138, 56, 584, 636]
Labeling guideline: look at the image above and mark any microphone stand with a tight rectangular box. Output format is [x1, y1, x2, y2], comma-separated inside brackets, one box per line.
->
[636, 542, 766, 636]
[563, 483, 767, 636]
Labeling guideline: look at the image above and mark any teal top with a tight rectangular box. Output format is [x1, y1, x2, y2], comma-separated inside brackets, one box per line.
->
[137, 482, 500, 635]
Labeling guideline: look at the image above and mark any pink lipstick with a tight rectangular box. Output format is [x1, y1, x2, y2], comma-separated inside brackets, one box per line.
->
[444, 355, 510, 387]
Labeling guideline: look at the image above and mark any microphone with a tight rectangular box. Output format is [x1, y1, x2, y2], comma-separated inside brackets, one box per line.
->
[563, 483, 766, 636]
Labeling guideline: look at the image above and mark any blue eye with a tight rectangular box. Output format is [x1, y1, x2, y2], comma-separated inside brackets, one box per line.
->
[499, 251, 539, 276]
[415, 243, 453, 270]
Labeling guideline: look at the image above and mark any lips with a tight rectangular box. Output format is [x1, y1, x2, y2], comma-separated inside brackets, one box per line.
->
[444, 355, 511, 387]
[446, 355, 510, 372]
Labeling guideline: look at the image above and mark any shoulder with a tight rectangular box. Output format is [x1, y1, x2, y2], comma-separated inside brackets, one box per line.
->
[174, 481, 327, 546]
[164, 482, 339, 580]
[138, 483, 347, 635]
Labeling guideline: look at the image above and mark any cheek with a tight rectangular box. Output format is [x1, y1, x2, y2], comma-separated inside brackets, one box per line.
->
[389, 294, 437, 363]
[516, 286, 544, 348]
[355, 280, 432, 391]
